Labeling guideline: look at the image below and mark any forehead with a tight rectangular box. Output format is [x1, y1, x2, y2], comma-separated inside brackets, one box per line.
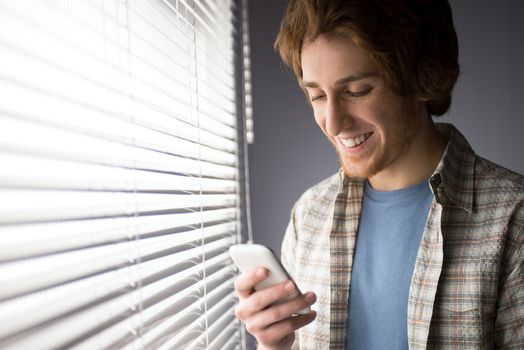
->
[300, 35, 377, 86]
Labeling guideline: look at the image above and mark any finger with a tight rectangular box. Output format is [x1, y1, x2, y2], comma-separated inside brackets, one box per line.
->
[233, 267, 268, 299]
[249, 281, 310, 314]
[256, 311, 317, 347]
[235, 279, 296, 320]
[250, 291, 317, 330]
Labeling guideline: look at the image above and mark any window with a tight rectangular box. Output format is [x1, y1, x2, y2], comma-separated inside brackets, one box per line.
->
[0, 0, 250, 349]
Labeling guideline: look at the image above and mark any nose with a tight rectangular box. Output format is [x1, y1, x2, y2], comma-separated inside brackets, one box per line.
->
[325, 96, 351, 137]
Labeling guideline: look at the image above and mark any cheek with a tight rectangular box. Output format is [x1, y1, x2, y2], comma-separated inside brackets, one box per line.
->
[356, 99, 383, 122]
[313, 109, 326, 131]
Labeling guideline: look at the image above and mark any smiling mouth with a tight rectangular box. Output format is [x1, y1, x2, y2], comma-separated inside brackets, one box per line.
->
[339, 132, 373, 148]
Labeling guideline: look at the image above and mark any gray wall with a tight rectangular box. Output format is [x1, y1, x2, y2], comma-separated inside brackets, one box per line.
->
[247, 0, 524, 256]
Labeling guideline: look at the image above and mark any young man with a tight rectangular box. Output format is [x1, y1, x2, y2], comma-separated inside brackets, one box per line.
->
[234, 0, 524, 349]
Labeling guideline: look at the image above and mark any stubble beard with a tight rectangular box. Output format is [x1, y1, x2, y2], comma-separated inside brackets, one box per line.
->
[335, 143, 386, 180]
[334, 112, 421, 180]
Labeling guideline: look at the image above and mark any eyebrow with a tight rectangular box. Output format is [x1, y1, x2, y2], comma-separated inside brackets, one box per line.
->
[301, 72, 378, 89]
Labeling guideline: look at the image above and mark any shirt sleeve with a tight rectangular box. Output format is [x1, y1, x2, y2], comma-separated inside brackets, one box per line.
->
[281, 204, 300, 350]
[494, 200, 524, 348]
[281, 204, 298, 278]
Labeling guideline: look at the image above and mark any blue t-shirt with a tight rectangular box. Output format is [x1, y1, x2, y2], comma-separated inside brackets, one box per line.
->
[345, 180, 433, 349]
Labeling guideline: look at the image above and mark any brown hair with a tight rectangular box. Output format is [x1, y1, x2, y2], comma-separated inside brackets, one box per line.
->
[275, 0, 460, 116]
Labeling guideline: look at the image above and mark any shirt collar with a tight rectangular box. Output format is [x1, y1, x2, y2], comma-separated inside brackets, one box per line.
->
[431, 123, 476, 213]
[337, 123, 476, 213]
[338, 168, 364, 193]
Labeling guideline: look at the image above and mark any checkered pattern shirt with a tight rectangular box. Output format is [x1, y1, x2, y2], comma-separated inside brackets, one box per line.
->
[281, 123, 524, 349]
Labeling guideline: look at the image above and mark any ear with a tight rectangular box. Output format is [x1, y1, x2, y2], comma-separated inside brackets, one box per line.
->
[415, 93, 430, 102]
[412, 98, 430, 118]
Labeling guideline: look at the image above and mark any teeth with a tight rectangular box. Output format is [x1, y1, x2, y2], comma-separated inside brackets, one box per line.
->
[340, 132, 371, 148]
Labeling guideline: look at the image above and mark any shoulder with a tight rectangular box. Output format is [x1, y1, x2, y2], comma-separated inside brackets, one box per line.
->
[475, 156, 524, 192]
[292, 172, 341, 220]
[474, 156, 524, 209]
[474, 156, 524, 241]
[295, 172, 341, 204]
[283, 172, 343, 249]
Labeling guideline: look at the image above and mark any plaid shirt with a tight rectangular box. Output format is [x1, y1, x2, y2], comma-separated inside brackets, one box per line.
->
[281, 123, 524, 349]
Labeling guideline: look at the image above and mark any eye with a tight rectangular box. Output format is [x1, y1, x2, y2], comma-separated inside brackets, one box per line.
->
[310, 94, 326, 102]
[345, 88, 372, 98]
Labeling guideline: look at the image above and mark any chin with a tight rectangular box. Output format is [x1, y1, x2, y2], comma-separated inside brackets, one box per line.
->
[340, 163, 373, 179]
[333, 144, 377, 179]
[336, 142, 392, 180]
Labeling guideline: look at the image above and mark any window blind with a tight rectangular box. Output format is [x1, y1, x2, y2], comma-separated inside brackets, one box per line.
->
[0, 0, 247, 349]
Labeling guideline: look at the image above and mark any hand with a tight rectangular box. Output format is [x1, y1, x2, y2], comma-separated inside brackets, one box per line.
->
[233, 267, 317, 350]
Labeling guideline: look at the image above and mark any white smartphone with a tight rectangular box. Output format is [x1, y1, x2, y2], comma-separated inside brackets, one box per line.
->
[229, 243, 310, 315]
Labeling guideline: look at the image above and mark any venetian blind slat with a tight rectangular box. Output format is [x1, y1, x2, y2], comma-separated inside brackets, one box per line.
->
[0, 214, 237, 263]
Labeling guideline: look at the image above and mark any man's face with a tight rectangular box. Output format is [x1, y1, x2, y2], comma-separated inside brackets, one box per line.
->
[300, 35, 425, 180]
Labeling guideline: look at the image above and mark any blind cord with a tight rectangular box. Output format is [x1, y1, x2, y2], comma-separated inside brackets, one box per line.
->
[124, 0, 145, 346]
[239, 0, 253, 349]
[189, 0, 211, 347]
[241, 0, 254, 245]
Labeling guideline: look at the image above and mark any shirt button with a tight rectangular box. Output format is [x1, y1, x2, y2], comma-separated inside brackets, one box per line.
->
[430, 174, 441, 187]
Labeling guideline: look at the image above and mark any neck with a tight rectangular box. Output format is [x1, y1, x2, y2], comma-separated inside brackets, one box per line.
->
[369, 119, 446, 191]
